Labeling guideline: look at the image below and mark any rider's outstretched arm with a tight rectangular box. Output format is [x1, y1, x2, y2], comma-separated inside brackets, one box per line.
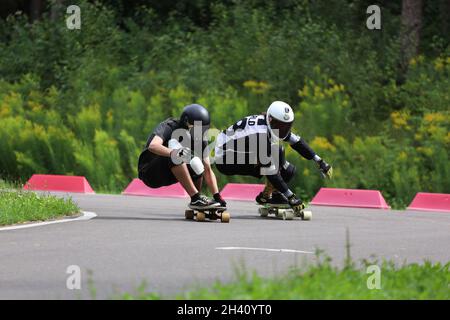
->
[285, 133, 317, 160]
[285, 133, 333, 179]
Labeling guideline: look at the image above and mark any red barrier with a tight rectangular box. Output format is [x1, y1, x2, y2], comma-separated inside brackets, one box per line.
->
[24, 174, 95, 193]
[310, 188, 390, 209]
[220, 183, 265, 201]
[407, 192, 450, 213]
[122, 179, 188, 198]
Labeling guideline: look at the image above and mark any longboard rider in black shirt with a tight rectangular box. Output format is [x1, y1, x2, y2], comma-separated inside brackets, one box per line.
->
[138, 104, 226, 209]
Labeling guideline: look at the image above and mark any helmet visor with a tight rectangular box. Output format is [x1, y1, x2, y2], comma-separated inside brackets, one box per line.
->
[269, 117, 293, 139]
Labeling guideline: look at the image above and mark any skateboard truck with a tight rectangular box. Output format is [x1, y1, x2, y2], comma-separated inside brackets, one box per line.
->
[258, 204, 312, 220]
[185, 207, 230, 223]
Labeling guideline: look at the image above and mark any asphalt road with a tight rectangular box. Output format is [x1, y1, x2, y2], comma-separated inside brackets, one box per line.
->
[0, 192, 449, 299]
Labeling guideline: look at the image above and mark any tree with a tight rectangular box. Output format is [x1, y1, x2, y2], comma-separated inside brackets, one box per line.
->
[30, 0, 44, 21]
[400, 0, 423, 73]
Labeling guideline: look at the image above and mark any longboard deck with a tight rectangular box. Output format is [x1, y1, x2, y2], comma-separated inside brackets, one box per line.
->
[258, 204, 312, 221]
[188, 204, 223, 211]
[258, 203, 291, 209]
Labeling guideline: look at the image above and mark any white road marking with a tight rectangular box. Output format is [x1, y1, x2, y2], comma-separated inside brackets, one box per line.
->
[0, 211, 97, 231]
[216, 247, 314, 254]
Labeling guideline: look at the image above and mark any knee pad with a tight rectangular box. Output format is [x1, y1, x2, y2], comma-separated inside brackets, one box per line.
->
[281, 162, 296, 183]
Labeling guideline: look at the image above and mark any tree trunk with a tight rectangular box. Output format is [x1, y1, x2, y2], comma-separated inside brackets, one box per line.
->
[441, 0, 450, 39]
[30, 0, 44, 21]
[400, 0, 423, 73]
[51, 0, 65, 21]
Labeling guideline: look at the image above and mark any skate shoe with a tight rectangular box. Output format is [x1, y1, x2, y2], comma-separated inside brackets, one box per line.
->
[256, 192, 271, 205]
[269, 192, 289, 205]
[189, 194, 220, 209]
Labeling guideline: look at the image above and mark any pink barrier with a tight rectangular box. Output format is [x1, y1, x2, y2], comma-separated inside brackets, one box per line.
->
[122, 179, 188, 198]
[23, 174, 95, 193]
[220, 183, 265, 201]
[310, 188, 390, 209]
[407, 192, 450, 213]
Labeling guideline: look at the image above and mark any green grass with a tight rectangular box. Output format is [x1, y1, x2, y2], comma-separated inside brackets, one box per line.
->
[120, 256, 450, 300]
[0, 187, 80, 226]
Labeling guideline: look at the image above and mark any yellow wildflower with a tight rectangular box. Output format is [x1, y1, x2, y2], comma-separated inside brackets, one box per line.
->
[0, 102, 11, 118]
[390, 111, 409, 129]
[397, 151, 408, 161]
[311, 136, 336, 152]
[299, 86, 310, 97]
[333, 135, 347, 146]
[28, 101, 43, 113]
[417, 147, 433, 157]
[424, 112, 447, 124]
[258, 81, 270, 90]
[427, 125, 440, 135]
[243, 80, 258, 88]
[243, 80, 270, 94]
[434, 58, 444, 71]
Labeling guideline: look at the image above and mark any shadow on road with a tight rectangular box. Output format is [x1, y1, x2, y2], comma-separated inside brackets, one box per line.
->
[94, 214, 263, 222]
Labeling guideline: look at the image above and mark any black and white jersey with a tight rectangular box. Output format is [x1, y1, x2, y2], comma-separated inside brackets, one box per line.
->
[214, 114, 302, 165]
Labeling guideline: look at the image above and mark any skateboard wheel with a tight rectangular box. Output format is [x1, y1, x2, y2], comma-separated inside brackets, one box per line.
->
[278, 209, 287, 220]
[196, 211, 206, 222]
[258, 207, 269, 217]
[185, 210, 194, 220]
[302, 210, 312, 221]
[285, 211, 294, 220]
[221, 211, 230, 223]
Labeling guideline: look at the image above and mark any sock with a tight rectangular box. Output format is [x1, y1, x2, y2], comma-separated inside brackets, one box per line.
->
[191, 193, 200, 202]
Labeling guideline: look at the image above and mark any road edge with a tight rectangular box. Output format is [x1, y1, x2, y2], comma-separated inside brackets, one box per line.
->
[0, 211, 97, 231]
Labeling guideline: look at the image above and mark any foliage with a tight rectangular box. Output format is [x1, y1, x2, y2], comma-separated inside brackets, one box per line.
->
[0, 187, 80, 226]
[120, 254, 450, 299]
[0, 1, 448, 205]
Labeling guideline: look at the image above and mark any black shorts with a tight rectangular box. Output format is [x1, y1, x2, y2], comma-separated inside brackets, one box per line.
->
[215, 145, 295, 182]
[215, 163, 263, 179]
[138, 150, 201, 188]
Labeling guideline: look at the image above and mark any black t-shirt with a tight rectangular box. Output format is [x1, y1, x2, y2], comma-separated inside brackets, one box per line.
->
[145, 118, 181, 149]
[138, 118, 208, 171]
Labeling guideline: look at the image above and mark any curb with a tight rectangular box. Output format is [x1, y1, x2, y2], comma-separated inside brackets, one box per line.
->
[0, 211, 97, 231]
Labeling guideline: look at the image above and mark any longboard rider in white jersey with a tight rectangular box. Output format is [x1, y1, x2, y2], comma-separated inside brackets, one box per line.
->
[214, 101, 333, 210]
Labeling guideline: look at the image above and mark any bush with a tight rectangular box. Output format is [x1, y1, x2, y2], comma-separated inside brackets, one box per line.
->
[0, 2, 448, 206]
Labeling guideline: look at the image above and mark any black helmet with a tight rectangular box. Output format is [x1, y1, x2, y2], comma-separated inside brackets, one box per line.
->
[180, 104, 210, 129]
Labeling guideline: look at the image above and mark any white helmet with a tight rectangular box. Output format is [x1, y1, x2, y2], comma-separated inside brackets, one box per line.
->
[266, 101, 294, 140]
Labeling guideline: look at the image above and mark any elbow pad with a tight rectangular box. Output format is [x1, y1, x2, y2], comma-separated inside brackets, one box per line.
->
[291, 138, 316, 160]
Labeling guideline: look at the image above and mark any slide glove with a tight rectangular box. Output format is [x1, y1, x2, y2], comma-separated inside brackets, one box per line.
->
[170, 147, 191, 165]
[317, 159, 333, 179]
